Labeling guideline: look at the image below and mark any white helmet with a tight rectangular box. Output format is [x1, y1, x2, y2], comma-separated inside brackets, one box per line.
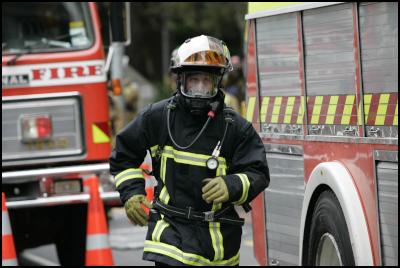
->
[172, 35, 233, 100]
[171, 35, 233, 75]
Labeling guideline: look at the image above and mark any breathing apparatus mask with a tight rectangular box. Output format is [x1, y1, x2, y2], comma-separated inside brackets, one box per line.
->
[171, 35, 233, 116]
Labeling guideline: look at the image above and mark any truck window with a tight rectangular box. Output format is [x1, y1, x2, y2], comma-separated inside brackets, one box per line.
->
[302, 3, 358, 136]
[2, 3, 94, 54]
[359, 2, 398, 137]
[256, 13, 304, 134]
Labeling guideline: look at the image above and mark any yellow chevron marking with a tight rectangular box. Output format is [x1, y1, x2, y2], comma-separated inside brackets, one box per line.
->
[92, 124, 110, 144]
[297, 96, 305, 124]
[325, 96, 339, 125]
[375, 94, 390, 125]
[271, 97, 282, 123]
[260, 97, 270, 123]
[311, 96, 323, 125]
[246, 97, 256, 123]
[363, 94, 372, 123]
[284, 97, 295, 124]
[341, 95, 355, 125]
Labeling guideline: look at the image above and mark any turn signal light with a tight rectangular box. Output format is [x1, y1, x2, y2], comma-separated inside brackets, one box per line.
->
[20, 114, 53, 142]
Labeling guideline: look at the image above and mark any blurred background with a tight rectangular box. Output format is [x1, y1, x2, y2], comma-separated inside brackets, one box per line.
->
[98, 2, 248, 138]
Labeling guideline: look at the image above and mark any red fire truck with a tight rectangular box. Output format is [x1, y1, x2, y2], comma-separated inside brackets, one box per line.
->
[2, 3, 129, 265]
[245, 2, 397, 266]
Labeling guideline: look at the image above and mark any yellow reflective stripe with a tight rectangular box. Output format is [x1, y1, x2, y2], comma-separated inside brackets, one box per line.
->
[297, 96, 305, 124]
[248, 2, 303, 14]
[233, 174, 250, 205]
[284, 97, 295, 124]
[364, 94, 372, 123]
[144, 240, 240, 266]
[311, 96, 323, 125]
[114, 168, 144, 188]
[326, 95, 339, 125]
[209, 201, 223, 261]
[375, 94, 390, 125]
[162, 146, 227, 169]
[208, 168, 224, 267]
[159, 155, 170, 204]
[341, 95, 355, 125]
[159, 187, 170, 204]
[114, 168, 143, 182]
[115, 174, 145, 188]
[150, 145, 159, 157]
[152, 219, 170, 242]
[394, 100, 398, 126]
[271, 97, 282, 123]
[209, 221, 224, 261]
[246, 97, 256, 122]
[155, 146, 228, 204]
[260, 96, 270, 123]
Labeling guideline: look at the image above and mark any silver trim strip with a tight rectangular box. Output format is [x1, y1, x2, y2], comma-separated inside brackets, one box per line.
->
[5, 191, 120, 209]
[374, 150, 398, 162]
[260, 133, 398, 145]
[124, 2, 132, 46]
[6, 194, 90, 209]
[2, 154, 88, 168]
[264, 144, 304, 155]
[245, 2, 344, 20]
[2, 163, 110, 182]
[2, 92, 81, 101]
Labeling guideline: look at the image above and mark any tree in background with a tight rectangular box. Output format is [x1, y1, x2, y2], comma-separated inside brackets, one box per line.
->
[125, 2, 247, 99]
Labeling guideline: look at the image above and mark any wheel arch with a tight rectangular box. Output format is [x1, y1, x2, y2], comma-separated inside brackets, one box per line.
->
[299, 161, 373, 265]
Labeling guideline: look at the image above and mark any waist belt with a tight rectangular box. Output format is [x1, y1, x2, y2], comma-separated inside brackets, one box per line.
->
[153, 200, 244, 226]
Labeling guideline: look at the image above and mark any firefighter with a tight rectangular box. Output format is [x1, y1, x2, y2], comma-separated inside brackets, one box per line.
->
[109, 35, 270, 266]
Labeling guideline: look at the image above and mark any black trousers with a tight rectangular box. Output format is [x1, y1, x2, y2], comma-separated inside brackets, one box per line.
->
[155, 261, 169, 266]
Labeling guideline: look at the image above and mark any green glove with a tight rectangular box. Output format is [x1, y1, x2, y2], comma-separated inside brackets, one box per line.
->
[124, 194, 152, 226]
[201, 177, 229, 204]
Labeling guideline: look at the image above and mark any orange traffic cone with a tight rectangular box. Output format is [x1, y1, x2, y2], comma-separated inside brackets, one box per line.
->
[140, 163, 155, 214]
[84, 176, 114, 266]
[2, 193, 18, 266]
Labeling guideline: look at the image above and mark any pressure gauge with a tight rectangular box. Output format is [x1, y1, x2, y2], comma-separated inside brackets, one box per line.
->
[206, 157, 219, 170]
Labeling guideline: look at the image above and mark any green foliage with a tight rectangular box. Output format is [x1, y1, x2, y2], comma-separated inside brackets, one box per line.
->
[126, 2, 247, 86]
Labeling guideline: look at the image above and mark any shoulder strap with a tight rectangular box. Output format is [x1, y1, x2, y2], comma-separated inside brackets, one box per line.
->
[155, 97, 177, 162]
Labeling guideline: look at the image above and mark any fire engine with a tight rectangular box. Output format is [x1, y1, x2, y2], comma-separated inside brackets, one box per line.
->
[245, 2, 397, 266]
[2, 3, 130, 265]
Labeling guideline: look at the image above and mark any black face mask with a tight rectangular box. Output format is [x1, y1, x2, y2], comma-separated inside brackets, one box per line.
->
[178, 90, 224, 116]
[183, 97, 212, 115]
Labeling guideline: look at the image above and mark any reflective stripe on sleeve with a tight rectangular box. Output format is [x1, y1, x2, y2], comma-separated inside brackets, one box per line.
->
[114, 168, 144, 188]
[232, 174, 250, 205]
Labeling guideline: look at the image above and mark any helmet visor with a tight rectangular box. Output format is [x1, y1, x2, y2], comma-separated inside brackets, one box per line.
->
[174, 35, 233, 72]
[182, 71, 219, 99]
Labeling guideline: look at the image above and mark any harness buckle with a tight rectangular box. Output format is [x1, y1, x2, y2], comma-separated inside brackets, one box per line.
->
[204, 211, 215, 222]
[186, 206, 192, 219]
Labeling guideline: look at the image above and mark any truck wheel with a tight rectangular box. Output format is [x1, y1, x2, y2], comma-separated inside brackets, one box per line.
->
[305, 190, 355, 266]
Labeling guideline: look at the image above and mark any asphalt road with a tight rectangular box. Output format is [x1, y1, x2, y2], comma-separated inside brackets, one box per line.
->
[20, 207, 259, 266]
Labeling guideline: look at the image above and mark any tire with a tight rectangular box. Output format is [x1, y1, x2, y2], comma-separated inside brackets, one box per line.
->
[305, 190, 355, 266]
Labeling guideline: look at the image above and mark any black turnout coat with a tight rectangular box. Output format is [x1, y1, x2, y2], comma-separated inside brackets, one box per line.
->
[109, 96, 269, 266]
